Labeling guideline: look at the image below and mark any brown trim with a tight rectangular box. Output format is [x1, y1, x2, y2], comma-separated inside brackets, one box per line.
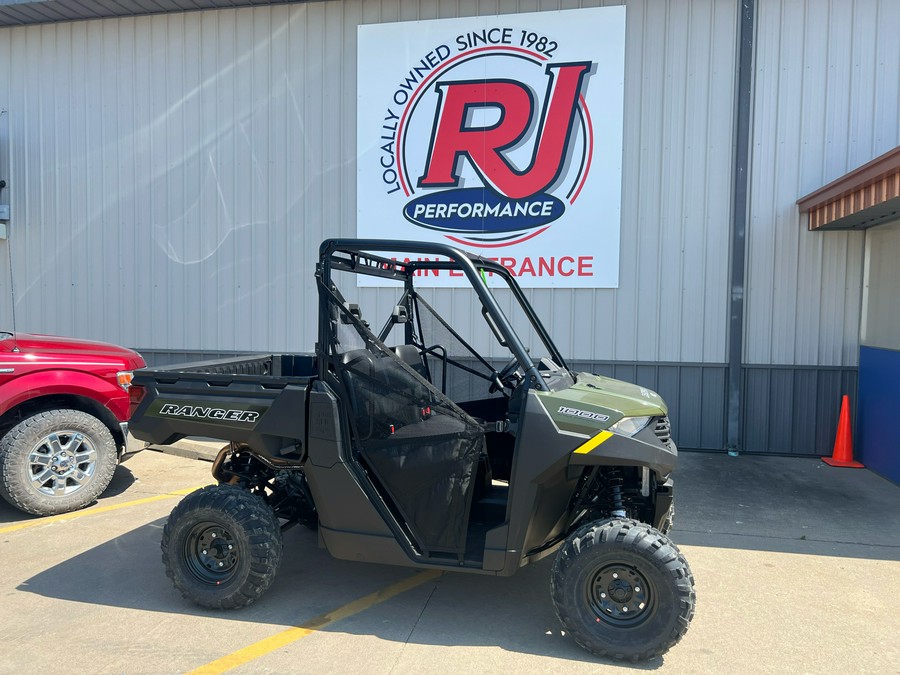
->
[798, 146, 900, 211]
[798, 147, 900, 230]
[807, 178, 900, 230]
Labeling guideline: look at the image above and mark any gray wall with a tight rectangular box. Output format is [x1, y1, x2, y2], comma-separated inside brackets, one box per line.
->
[0, 0, 737, 364]
[746, 0, 900, 367]
[0, 0, 895, 453]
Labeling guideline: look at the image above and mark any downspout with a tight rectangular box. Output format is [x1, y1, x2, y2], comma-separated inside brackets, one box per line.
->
[726, 0, 755, 455]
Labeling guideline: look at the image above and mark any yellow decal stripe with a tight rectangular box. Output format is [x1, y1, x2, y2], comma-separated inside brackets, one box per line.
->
[573, 430, 614, 455]
[188, 570, 442, 674]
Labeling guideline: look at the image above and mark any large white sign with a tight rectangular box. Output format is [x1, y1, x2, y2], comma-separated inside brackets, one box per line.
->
[357, 7, 625, 288]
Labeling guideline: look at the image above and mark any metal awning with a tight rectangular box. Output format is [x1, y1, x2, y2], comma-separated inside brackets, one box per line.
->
[797, 146, 900, 231]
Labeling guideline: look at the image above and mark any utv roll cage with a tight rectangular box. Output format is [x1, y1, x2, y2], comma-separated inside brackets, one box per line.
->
[316, 239, 571, 392]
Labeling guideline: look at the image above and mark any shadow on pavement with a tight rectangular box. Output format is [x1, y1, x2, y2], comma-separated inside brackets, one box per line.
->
[0, 464, 137, 526]
[17, 520, 662, 669]
[673, 451, 900, 561]
[98, 463, 138, 498]
[17, 451, 897, 666]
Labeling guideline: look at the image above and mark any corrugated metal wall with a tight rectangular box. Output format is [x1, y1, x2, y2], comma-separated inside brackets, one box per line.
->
[0, 3, 354, 352]
[736, 0, 899, 454]
[746, 0, 900, 368]
[0, 0, 895, 453]
[0, 0, 737, 367]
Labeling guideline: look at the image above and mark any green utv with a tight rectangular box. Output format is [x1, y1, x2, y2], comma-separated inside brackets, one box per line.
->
[128, 239, 695, 662]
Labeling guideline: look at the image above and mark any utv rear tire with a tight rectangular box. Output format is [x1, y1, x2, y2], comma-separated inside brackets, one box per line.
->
[0, 409, 118, 516]
[551, 518, 695, 662]
[161, 484, 283, 609]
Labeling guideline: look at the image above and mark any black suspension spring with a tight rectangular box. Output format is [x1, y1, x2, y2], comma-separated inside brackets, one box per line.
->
[607, 468, 626, 518]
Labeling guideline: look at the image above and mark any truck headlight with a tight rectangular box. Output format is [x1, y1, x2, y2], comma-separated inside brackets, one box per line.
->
[117, 371, 134, 391]
[608, 416, 651, 437]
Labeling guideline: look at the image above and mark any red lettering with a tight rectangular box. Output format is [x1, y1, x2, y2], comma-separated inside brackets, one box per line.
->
[400, 256, 443, 276]
[518, 257, 536, 276]
[538, 257, 555, 276]
[577, 256, 593, 276]
[499, 257, 516, 275]
[418, 63, 592, 199]
[559, 256, 575, 276]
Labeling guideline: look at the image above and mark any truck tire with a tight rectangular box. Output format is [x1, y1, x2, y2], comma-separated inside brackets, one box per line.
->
[0, 409, 118, 516]
[161, 485, 283, 610]
[551, 518, 695, 662]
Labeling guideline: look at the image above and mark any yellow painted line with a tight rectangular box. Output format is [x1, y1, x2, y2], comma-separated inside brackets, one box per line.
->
[573, 430, 614, 454]
[189, 569, 442, 675]
[0, 485, 205, 534]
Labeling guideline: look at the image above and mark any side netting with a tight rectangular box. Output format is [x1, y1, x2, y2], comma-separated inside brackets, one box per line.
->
[327, 290, 484, 557]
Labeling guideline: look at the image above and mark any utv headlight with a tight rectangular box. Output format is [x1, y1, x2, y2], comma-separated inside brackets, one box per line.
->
[608, 416, 651, 437]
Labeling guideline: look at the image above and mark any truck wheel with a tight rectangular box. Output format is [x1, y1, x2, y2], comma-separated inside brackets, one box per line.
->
[551, 518, 695, 662]
[161, 485, 283, 610]
[0, 409, 118, 516]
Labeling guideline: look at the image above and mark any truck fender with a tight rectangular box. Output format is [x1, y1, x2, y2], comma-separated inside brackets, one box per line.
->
[0, 369, 127, 421]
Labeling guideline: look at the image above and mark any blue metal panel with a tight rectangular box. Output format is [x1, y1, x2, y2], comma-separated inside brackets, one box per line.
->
[858, 346, 900, 483]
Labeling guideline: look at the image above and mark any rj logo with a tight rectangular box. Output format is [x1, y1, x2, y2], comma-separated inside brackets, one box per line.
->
[417, 62, 592, 200]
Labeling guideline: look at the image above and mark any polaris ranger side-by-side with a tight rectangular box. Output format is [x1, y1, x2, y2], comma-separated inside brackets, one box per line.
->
[128, 239, 695, 661]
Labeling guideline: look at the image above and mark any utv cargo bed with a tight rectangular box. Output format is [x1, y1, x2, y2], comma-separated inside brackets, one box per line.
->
[131, 353, 316, 455]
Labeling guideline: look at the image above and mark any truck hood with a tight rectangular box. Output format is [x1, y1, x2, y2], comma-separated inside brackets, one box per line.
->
[0, 332, 145, 369]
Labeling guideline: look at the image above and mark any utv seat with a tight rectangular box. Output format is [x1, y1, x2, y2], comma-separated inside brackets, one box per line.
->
[338, 348, 376, 439]
[340, 347, 427, 439]
[391, 344, 428, 380]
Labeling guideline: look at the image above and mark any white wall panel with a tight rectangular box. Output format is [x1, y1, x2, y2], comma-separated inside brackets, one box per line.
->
[1, 0, 732, 363]
[861, 221, 900, 351]
[746, 0, 900, 366]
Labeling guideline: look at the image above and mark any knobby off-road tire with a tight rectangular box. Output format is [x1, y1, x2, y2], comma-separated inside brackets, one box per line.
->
[551, 518, 695, 662]
[0, 409, 118, 516]
[161, 484, 283, 609]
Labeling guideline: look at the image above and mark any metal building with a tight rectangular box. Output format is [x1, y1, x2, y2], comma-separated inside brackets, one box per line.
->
[0, 0, 897, 461]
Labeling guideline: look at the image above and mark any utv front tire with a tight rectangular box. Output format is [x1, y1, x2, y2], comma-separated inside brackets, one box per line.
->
[551, 518, 695, 662]
[161, 485, 283, 609]
[659, 500, 675, 535]
[0, 409, 118, 516]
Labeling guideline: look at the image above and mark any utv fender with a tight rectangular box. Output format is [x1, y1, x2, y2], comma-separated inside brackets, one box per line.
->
[569, 431, 677, 477]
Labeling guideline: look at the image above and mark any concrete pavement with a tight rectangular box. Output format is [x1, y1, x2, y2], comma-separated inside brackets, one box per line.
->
[676, 451, 900, 560]
[2, 446, 898, 673]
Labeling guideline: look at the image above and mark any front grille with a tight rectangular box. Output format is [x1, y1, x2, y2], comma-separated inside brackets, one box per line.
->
[654, 416, 673, 449]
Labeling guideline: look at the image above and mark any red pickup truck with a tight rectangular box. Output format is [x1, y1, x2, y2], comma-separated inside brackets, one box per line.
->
[0, 331, 146, 516]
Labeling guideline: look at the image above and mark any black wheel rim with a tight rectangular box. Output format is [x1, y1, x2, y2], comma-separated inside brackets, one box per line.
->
[586, 563, 655, 627]
[183, 522, 239, 585]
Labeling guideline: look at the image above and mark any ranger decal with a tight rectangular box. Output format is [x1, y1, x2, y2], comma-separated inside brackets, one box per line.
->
[159, 403, 260, 423]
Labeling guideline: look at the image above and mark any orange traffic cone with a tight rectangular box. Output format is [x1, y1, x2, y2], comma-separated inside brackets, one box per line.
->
[822, 395, 863, 468]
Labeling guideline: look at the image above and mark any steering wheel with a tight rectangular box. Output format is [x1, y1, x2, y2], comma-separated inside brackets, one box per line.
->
[489, 357, 521, 394]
